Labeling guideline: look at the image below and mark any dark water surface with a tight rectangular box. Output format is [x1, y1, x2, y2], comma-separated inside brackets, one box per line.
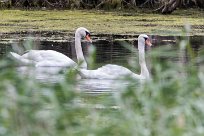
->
[0, 34, 204, 92]
[1, 35, 204, 64]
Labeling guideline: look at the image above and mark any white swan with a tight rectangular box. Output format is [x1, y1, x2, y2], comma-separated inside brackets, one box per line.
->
[79, 34, 152, 80]
[10, 27, 92, 67]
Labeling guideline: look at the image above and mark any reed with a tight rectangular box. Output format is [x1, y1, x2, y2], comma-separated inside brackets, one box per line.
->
[0, 26, 204, 136]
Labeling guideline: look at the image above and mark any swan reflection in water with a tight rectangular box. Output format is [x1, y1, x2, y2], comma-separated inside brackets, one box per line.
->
[17, 66, 65, 83]
[16, 66, 122, 93]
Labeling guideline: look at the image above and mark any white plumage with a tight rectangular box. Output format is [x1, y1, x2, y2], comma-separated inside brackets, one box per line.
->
[79, 34, 152, 80]
[10, 27, 91, 68]
[10, 50, 76, 67]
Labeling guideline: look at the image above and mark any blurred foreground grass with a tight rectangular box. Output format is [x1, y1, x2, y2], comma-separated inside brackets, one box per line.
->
[1, 28, 204, 136]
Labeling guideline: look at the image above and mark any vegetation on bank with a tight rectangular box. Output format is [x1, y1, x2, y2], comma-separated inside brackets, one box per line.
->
[0, 9, 203, 36]
[0, 0, 203, 14]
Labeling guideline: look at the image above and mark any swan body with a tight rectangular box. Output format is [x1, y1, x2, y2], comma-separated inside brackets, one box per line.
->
[79, 34, 152, 80]
[10, 50, 76, 67]
[10, 27, 92, 67]
[80, 64, 143, 80]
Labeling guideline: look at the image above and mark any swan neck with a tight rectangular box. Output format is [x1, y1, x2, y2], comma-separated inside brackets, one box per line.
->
[75, 37, 87, 69]
[139, 43, 150, 79]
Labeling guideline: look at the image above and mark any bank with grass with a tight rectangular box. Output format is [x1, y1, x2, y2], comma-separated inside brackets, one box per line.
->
[0, 9, 203, 36]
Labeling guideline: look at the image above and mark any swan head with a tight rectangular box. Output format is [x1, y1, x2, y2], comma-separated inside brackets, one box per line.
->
[138, 34, 152, 52]
[75, 27, 92, 43]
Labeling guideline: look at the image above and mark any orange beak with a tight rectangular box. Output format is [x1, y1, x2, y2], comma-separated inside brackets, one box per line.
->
[85, 35, 92, 43]
[145, 39, 152, 46]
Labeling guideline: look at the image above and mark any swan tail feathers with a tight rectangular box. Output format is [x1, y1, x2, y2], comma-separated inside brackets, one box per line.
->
[9, 52, 33, 66]
[10, 52, 21, 60]
[78, 69, 96, 79]
[78, 69, 88, 78]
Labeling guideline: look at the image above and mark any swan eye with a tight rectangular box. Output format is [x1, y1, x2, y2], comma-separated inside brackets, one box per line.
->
[144, 37, 148, 41]
[85, 31, 91, 36]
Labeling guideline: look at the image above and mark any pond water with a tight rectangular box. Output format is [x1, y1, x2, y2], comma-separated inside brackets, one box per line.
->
[0, 34, 204, 93]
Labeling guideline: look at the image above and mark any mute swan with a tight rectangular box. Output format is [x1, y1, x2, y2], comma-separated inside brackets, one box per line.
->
[79, 34, 152, 80]
[10, 27, 92, 68]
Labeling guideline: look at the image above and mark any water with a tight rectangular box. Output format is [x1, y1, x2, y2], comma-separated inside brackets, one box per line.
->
[0, 34, 204, 93]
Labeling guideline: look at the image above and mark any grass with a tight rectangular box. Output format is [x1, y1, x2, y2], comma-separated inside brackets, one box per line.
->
[0, 9, 203, 35]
